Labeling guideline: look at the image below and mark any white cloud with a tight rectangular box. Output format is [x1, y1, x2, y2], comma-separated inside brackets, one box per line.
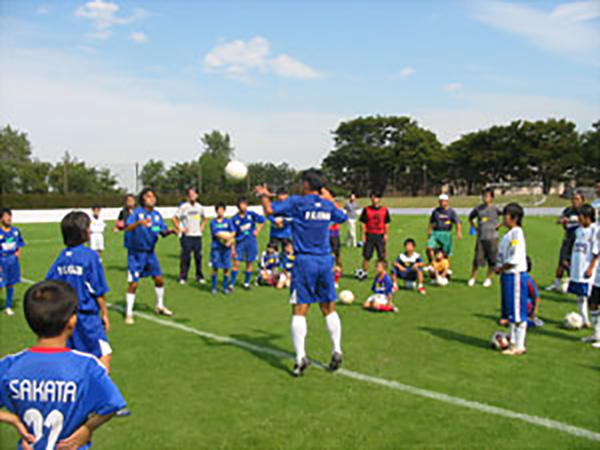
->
[443, 82, 463, 92]
[75, 0, 148, 40]
[204, 36, 321, 80]
[473, 1, 600, 65]
[130, 32, 148, 44]
[399, 66, 416, 78]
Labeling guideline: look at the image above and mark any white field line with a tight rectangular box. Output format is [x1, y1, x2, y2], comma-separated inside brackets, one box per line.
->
[18, 278, 600, 442]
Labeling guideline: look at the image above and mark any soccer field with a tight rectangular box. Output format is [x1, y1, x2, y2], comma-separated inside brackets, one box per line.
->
[1, 216, 599, 449]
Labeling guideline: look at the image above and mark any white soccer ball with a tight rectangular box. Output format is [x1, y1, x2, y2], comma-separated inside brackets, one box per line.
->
[564, 312, 584, 330]
[354, 268, 368, 281]
[339, 290, 355, 305]
[436, 277, 449, 287]
[225, 160, 248, 181]
[490, 331, 511, 351]
[405, 281, 415, 290]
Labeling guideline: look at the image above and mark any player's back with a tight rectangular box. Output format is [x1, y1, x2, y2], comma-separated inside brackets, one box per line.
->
[0, 348, 125, 449]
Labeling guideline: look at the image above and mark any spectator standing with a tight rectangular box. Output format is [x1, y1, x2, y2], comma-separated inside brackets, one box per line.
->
[173, 187, 206, 285]
[344, 193, 359, 247]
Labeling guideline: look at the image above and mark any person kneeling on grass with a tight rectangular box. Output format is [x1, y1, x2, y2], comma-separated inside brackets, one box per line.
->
[363, 260, 397, 313]
[426, 249, 452, 286]
[256, 242, 280, 286]
[392, 238, 426, 295]
[277, 241, 295, 289]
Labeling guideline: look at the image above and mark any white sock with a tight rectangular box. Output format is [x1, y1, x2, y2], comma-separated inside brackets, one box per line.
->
[509, 323, 517, 347]
[592, 310, 600, 339]
[291, 315, 307, 363]
[554, 277, 562, 285]
[325, 311, 342, 355]
[126, 293, 135, 317]
[578, 297, 590, 325]
[516, 321, 527, 351]
[155, 287, 165, 309]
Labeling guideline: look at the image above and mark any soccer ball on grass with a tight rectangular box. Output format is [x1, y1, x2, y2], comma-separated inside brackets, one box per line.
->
[354, 268, 368, 281]
[563, 312, 584, 330]
[338, 290, 355, 305]
[490, 331, 511, 351]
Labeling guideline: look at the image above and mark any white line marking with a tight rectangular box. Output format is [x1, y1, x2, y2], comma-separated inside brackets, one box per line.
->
[110, 305, 599, 442]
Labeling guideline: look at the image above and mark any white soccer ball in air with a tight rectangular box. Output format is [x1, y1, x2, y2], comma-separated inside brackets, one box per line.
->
[563, 312, 583, 330]
[339, 290, 355, 305]
[225, 160, 248, 181]
[490, 331, 510, 351]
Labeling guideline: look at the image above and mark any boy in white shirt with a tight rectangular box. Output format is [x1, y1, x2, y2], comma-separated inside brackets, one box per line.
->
[587, 219, 600, 348]
[567, 204, 598, 334]
[494, 203, 528, 356]
[90, 206, 106, 261]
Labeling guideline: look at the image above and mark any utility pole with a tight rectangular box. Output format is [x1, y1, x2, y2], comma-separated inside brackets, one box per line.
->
[63, 152, 69, 194]
[135, 162, 139, 193]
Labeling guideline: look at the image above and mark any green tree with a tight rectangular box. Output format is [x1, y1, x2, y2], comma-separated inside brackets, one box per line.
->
[577, 120, 600, 184]
[164, 161, 202, 194]
[49, 152, 121, 194]
[0, 125, 33, 194]
[199, 130, 235, 193]
[140, 159, 167, 192]
[19, 160, 51, 194]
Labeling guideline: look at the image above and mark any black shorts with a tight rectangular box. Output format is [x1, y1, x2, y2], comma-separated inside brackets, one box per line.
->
[330, 235, 341, 258]
[363, 233, 386, 261]
[590, 286, 600, 309]
[559, 235, 575, 265]
[473, 239, 498, 267]
[270, 237, 291, 253]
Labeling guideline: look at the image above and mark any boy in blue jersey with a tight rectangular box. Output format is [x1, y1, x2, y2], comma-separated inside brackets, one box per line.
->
[268, 188, 293, 251]
[46, 211, 113, 371]
[257, 169, 348, 377]
[124, 188, 176, 325]
[210, 203, 235, 295]
[0, 280, 126, 449]
[0, 209, 25, 317]
[363, 260, 397, 312]
[277, 241, 295, 289]
[231, 196, 265, 290]
[257, 242, 281, 286]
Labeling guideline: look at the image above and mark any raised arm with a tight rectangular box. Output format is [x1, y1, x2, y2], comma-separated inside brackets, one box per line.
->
[255, 184, 274, 216]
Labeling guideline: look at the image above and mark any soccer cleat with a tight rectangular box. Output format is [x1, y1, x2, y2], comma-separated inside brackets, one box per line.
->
[292, 358, 310, 377]
[418, 286, 427, 295]
[124, 315, 135, 325]
[483, 278, 492, 288]
[223, 288, 232, 296]
[178, 279, 186, 285]
[592, 342, 600, 349]
[115, 408, 132, 418]
[243, 283, 251, 290]
[197, 278, 206, 285]
[328, 352, 343, 372]
[4, 307, 14, 317]
[502, 347, 526, 356]
[580, 336, 599, 343]
[467, 278, 476, 287]
[334, 283, 339, 289]
[155, 306, 173, 317]
[211, 289, 218, 295]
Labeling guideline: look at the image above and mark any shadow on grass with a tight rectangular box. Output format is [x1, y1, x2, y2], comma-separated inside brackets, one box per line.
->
[532, 327, 581, 342]
[539, 292, 572, 305]
[198, 329, 293, 375]
[105, 264, 127, 274]
[419, 326, 490, 350]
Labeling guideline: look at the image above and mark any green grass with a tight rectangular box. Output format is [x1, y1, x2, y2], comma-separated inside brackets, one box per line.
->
[1, 216, 599, 449]
[357, 194, 568, 208]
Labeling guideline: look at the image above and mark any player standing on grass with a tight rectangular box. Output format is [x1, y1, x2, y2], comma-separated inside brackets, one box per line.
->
[210, 203, 235, 295]
[426, 194, 462, 263]
[0, 208, 25, 317]
[124, 188, 176, 325]
[494, 203, 528, 356]
[468, 188, 501, 288]
[268, 188, 293, 252]
[231, 196, 265, 290]
[584, 216, 600, 348]
[257, 169, 347, 377]
[90, 206, 106, 261]
[344, 193, 359, 247]
[592, 180, 600, 223]
[359, 192, 390, 276]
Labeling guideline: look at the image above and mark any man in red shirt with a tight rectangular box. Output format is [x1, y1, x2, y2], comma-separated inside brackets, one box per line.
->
[360, 192, 391, 276]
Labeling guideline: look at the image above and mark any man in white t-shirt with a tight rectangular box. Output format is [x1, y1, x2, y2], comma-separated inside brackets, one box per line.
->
[173, 187, 206, 284]
[90, 205, 106, 260]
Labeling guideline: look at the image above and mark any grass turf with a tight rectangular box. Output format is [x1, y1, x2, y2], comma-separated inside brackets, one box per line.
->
[1, 216, 599, 449]
[356, 194, 569, 208]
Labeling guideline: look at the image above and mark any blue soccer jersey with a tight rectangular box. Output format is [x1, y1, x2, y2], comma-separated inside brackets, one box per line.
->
[46, 245, 109, 314]
[232, 211, 265, 242]
[210, 218, 235, 250]
[271, 194, 347, 256]
[125, 207, 167, 252]
[0, 227, 25, 257]
[268, 215, 293, 240]
[260, 251, 280, 270]
[280, 252, 295, 272]
[372, 273, 393, 295]
[0, 348, 126, 450]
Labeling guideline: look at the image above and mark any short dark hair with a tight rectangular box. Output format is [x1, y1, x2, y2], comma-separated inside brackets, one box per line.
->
[435, 248, 446, 257]
[578, 204, 596, 222]
[61, 211, 90, 247]
[370, 191, 383, 198]
[186, 186, 197, 194]
[404, 238, 416, 247]
[503, 202, 524, 226]
[237, 196, 249, 207]
[526, 256, 532, 273]
[301, 168, 327, 192]
[267, 242, 278, 250]
[276, 187, 288, 196]
[215, 202, 226, 212]
[24, 281, 78, 338]
[572, 190, 585, 201]
[92, 205, 101, 210]
[376, 259, 388, 268]
[138, 188, 155, 207]
[482, 187, 494, 198]
[0, 207, 12, 218]
[126, 193, 135, 200]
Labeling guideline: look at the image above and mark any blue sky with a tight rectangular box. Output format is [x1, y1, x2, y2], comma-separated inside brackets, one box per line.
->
[1, 0, 599, 188]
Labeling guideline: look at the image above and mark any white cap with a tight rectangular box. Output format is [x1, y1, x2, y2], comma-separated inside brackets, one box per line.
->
[439, 194, 449, 201]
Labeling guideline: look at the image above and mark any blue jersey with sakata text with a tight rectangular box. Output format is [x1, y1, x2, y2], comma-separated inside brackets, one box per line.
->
[372, 273, 393, 295]
[0, 348, 126, 450]
[0, 227, 25, 257]
[271, 194, 347, 255]
[125, 207, 167, 252]
[232, 211, 265, 242]
[211, 218, 235, 250]
[46, 245, 109, 314]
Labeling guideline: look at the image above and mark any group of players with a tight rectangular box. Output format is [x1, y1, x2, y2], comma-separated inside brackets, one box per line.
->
[1, 173, 600, 448]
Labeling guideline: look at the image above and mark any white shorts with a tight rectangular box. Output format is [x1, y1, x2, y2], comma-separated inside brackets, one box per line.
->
[367, 294, 388, 306]
[90, 234, 104, 251]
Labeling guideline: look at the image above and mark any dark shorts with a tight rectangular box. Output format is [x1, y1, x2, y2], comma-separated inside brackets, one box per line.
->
[330, 235, 341, 258]
[590, 286, 600, 309]
[270, 237, 292, 253]
[363, 233, 386, 261]
[393, 267, 419, 281]
[474, 239, 498, 267]
[559, 235, 576, 265]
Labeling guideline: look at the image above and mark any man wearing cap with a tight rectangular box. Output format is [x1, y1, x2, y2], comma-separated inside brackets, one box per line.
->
[426, 194, 462, 263]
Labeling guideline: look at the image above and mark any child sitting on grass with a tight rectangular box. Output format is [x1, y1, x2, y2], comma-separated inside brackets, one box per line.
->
[257, 242, 280, 286]
[363, 259, 397, 313]
[426, 248, 451, 286]
[277, 241, 295, 289]
[392, 238, 426, 295]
